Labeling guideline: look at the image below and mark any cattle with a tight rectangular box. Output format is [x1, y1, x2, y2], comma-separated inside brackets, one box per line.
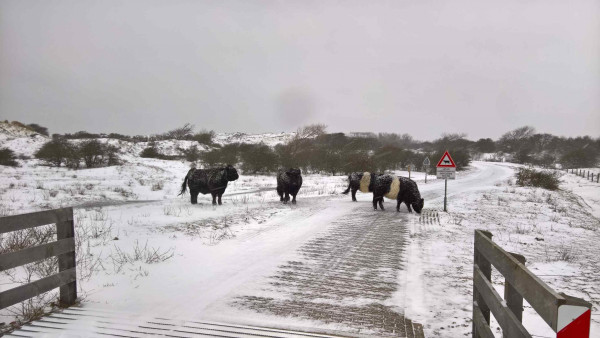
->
[396, 176, 424, 213]
[179, 165, 239, 205]
[371, 174, 424, 213]
[371, 174, 399, 210]
[277, 168, 303, 204]
[341, 172, 379, 201]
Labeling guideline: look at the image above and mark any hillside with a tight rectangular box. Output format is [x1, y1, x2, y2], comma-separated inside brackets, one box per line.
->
[0, 121, 295, 159]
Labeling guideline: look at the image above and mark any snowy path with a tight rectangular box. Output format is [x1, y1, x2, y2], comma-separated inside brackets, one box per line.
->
[8, 162, 518, 337]
[77, 162, 511, 335]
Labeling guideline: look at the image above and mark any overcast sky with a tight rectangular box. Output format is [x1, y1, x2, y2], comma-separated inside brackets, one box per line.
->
[1, 0, 599, 141]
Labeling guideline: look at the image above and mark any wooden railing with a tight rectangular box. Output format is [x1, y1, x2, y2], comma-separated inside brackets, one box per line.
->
[473, 230, 591, 338]
[0, 207, 77, 309]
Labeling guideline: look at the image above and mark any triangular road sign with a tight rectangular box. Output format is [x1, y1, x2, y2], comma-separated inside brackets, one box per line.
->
[437, 151, 456, 168]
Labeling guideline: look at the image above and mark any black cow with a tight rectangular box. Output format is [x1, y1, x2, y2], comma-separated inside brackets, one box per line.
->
[277, 168, 302, 204]
[179, 165, 239, 205]
[396, 176, 424, 213]
[371, 174, 424, 213]
[341, 172, 379, 201]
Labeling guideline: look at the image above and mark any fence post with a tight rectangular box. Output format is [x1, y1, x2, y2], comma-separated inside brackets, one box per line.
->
[473, 230, 493, 338]
[57, 207, 77, 307]
[597, 173, 599, 183]
[504, 252, 526, 338]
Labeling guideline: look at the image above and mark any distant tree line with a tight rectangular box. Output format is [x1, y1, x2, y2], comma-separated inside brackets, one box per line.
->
[35, 139, 120, 169]
[167, 125, 472, 174]
[52, 123, 215, 146]
[10, 121, 599, 171]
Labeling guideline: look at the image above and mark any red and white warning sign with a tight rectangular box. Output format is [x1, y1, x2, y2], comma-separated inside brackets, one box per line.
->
[557, 304, 591, 338]
[436, 151, 456, 179]
[437, 151, 456, 168]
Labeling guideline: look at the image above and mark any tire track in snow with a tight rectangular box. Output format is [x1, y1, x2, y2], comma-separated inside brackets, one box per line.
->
[233, 205, 423, 336]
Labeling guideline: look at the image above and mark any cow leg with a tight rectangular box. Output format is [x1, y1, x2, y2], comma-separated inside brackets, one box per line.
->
[218, 192, 223, 205]
[378, 198, 385, 210]
[211, 193, 217, 205]
[396, 199, 401, 212]
[277, 186, 284, 201]
[190, 189, 199, 205]
[373, 196, 378, 210]
[284, 191, 290, 204]
[406, 203, 413, 213]
[291, 194, 297, 204]
[351, 189, 358, 202]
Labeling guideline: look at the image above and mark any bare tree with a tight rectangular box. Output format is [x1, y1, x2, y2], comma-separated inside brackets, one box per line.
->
[165, 123, 194, 140]
[294, 124, 327, 140]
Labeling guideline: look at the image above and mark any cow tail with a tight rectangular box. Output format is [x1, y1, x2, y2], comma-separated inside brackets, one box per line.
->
[178, 174, 189, 196]
[342, 182, 351, 194]
[341, 175, 351, 194]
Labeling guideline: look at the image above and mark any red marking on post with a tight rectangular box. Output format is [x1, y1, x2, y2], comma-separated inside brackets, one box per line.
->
[436, 151, 456, 168]
[557, 309, 591, 338]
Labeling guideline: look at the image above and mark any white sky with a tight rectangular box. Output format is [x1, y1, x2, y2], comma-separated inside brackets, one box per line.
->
[1, 0, 599, 140]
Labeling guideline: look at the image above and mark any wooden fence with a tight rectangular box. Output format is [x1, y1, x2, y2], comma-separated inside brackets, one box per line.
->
[566, 168, 600, 183]
[0, 207, 77, 310]
[473, 230, 591, 338]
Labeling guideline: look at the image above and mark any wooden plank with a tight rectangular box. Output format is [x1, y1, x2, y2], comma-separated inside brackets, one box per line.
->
[473, 301, 495, 338]
[413, 323, 425, 338]
[474, 265, 532, 338]
[0, 268, 76, 309]
[57, 218, 77, 307]
[0, 238, 75, 271]
[475, 230, 565, 330]
[0, 208, 72, 234]
[504, 252, 526, 338]
[473, 230, 492, 338]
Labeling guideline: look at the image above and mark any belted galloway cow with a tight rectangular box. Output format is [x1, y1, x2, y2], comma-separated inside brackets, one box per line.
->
[372, 174, 424, 213]
[277, 168, 302, 204]
[179, 165, 239, 205]
[341, 172, 379, 201]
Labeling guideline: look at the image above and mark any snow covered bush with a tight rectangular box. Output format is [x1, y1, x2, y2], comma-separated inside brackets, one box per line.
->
[35, 139, 74, 167]
[0, 147, 18, 166]
[515, 167, 560, 190]
[140, 145, 163, 159]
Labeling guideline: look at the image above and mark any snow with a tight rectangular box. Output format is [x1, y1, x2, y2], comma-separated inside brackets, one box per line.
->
[1, 128, 599, 337]
[213, 132, 295, 147]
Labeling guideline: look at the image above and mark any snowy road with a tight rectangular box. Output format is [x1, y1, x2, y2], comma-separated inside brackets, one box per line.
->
[64, 162, 514, 337]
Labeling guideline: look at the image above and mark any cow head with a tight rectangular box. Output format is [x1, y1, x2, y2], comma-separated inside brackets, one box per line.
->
[286, 168, 302, 185]
[412, 198, 424, 214]
[224, 164, 239, 181]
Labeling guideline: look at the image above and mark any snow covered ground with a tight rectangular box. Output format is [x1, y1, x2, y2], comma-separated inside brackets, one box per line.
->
[1, 131, 599, 337]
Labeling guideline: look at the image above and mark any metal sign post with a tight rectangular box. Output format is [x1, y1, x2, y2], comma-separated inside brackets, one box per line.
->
[436, 151, 456, 212]
[423, 157, 430, 183]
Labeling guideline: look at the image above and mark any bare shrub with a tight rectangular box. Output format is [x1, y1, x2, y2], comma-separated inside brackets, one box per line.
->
[0, 225, 56, 254]
[163, 205, 182, 217]
[113, 187, 135, 198]
[151, 181, 164, 191]
[553, 245, 577, 262]
[514, 224, 530, 234]
[110, 240, 174, 271]
[516, 167, 560, 190]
